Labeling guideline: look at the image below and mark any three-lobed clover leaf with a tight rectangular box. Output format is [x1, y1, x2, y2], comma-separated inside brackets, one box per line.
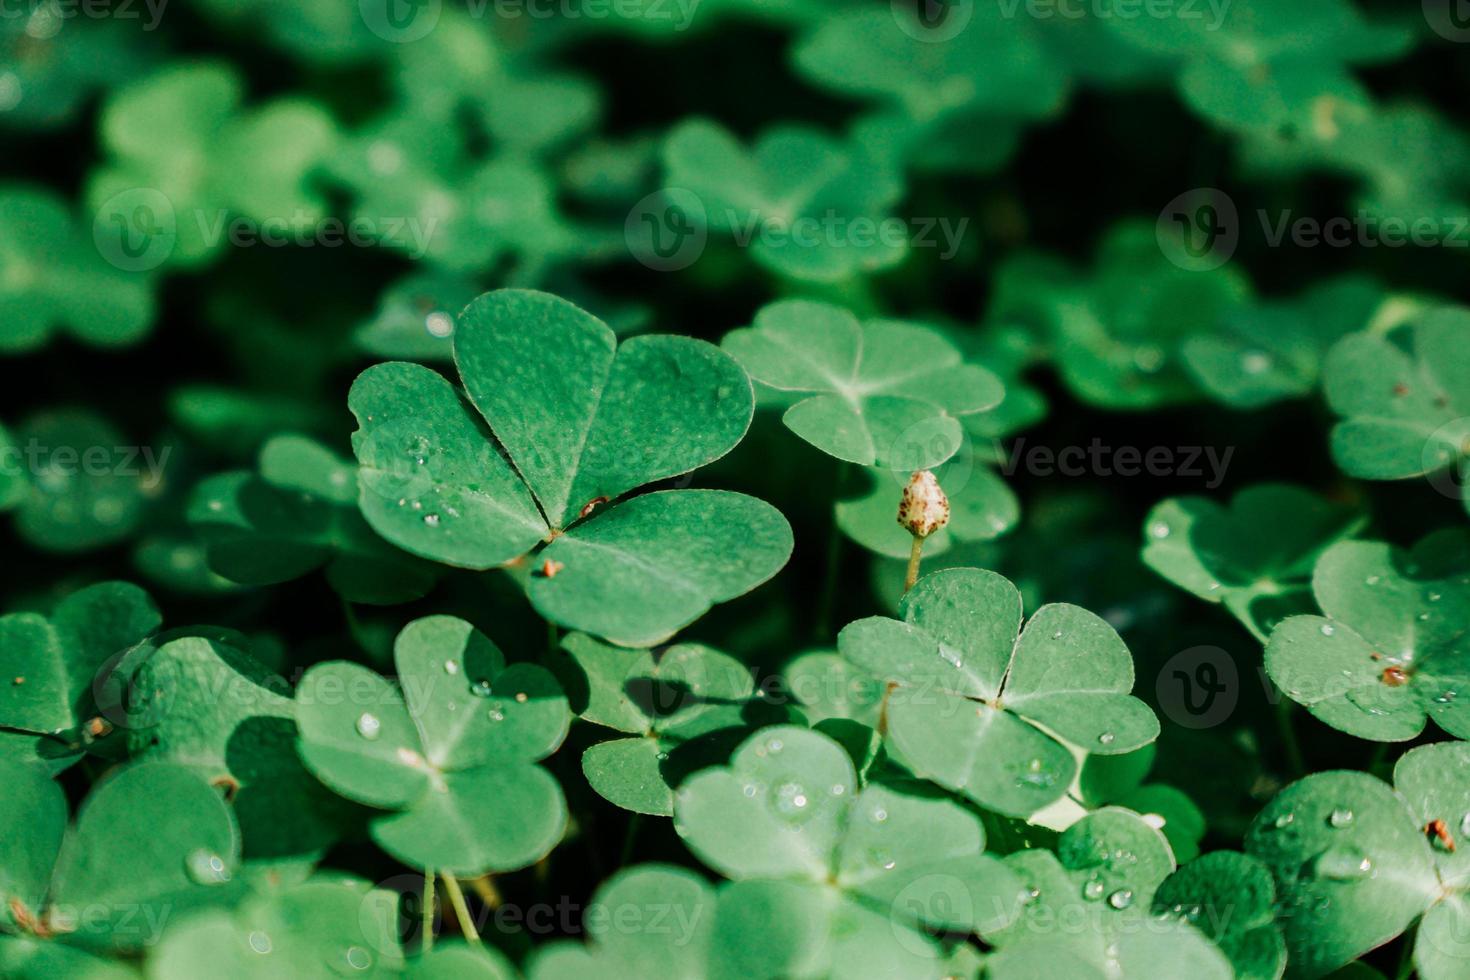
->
[1, 759, 241, 950]
[0, 581, 159, 770]
[675, 725, 1026, 976]
[662, 119, 908, 283]
[837, 463, 1017, 560]
[350, 288, 793, 646]
[1245, 743, 1470, 979]
[0, 185, 154, 354]
[985, 808, 1232, 979]
[189, 434, 437, 605]
[1151, 851, 1287, 980]
[1143, 483, 1363, 641]
[1266, 529, 1470, 742]
[146, 876, 406, 979]
[121, 628, 359, 863]
[295, 615, 570, 875]
[839, 568, 1160, 817]
[1079, 746, 1206, 863]
[528, 864, 713, 980]
[1181, 275, 1402, 409]
[87, 61, 340, 271]
[558, 632, 781, 817]
[722, 299, 1004, 470]
[1323, 310, 1470, 508]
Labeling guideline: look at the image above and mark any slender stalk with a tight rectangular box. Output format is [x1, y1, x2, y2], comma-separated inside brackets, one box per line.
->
[421, 870, 435, 953]
[620, 813, 642, 867]
[903, 534, 925, 593]
[441, 876, 480, 944]
[1275, 699, 1305, 776]
[469, 875, 501, 909]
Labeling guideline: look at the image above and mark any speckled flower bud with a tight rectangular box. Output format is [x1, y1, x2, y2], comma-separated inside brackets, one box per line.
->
[897, 470, 949, 538]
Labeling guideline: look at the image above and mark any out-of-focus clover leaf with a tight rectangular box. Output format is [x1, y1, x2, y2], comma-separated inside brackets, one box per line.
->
[356, 273, 479, 362]
[839, 568, 1159, 817]
[1152, 851, 1287, 980]
[407, 940, 517, 979]
[675, 725, 1026, 975]
[7, 410, 159, 553]
[0, 185, 154, 353]
[780, 650, 884, 729]
[195, 0, 382, 65]
[4, 761, 241, 950]
[1182, 275, 1407, 409]
[1079, 746, 1206, 863]
[167, 386, 335, 460]
[122, 628, 359, 862]
[985, 808, 1231, 979]
[1266, 529, 1470, 742]
[793, 6, 1065, 174]
[1323, 311, 1470, 507]
[1100, 0, 1412, 137]
[1020, 222, 1252, 409]
[0, 421, 26, 512]
[1143, 484, 1363, 641]
[559, 632, 778, 816]
[528, 864, 713, 980]
[1245, 745, 1470, 979]
[0, 8, 152, 130]
[87, 62, 340, 271]
[146, 876, 404, 978]
[189, 434, 437, 605]
[0, 581, 158, 771]
[295, 616, 569, 875]
[722, 299, 1003, 470]
[349, 289, 792, 646]
[662, 119, 907, 283]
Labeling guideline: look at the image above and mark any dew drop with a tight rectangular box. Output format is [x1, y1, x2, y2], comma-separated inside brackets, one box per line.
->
[742, 783, 758, 798]
[443, 660, 459, 675]
[1098, 732, 1116, 746]
[514, 692, 528, 703]
[345, 946, 372, 971]
[766, 737, 784, 754]
[1315, 846, 1373, 880]
[1328, 808, 1355, 829]
[425, 312, 454, 338]
[248, 930, 272, 954]
[1273, 812, 1295, 829]
[470, 679, 494, 698]
[830, 783, 846, 796]
[487, 705, 505, 722]
[1082, 879, 1106, 901]
[422, 513, 440, 527]
[871, 806, 889, 824]
[1366, 575, 1381, 585]
[1148, 521, 1171, 540]
[185, 849, 231, 885]
[355, 713, 382, 740]
[1108, 888, 1135, 910]
[1320, 624, 1335, 637]
[1460, 812, 1470, 836]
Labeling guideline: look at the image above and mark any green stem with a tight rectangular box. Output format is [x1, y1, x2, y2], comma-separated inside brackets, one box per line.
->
[903, 534, 925, 594]
[421, 869, 435, 953]
[441, 876, 480, 944]
[813, 461, 850, 641]
[1275, 698, 1305, 777]
[620, 813, 642, 867]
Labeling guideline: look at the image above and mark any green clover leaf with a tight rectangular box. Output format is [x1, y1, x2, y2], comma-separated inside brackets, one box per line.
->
[1151, 851, 1287, 980]
[1323, 311, 1470, 505]
[1143, 483, 1363, 641]
[87, 62, 340, 271]
[722, 299, 1004, 470]
[189, 434, 437, 605]
[0, 581, 159, 770]
[355, 273, 479, 363]
[349, 289, 792, 646]
[6, 410, 155, 553]
[781, 650, 885, 729]
[147, 877, 405, 978]
[121, 629, 358, 862]
[0, 185, 154, 353]
[559, 632, 779, 816]
[194, 0, 382, 65]
[837, 464, 1017, 559]
[662, 119, 908, 283]
[839, 568, 1159, 817]
[0, 13, 151, 130]
[986, 808, 1231, 979]
[4, 760, 241, 950]
[1079, 747, 1206, 863]
[528, 864, 713, 980]
[296, 616, 570, 875]
[1182, 275, 1402, 409]
[675, 725, 1026, 974]
[1245, 745, 1470, 978]
[1266, 529, 1470, 741]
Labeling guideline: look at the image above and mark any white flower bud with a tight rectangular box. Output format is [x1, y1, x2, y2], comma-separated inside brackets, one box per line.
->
[897, 470, 949, 538]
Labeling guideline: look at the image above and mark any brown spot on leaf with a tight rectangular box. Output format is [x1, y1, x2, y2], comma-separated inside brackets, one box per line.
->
[536, 559, 565, 579]
[1381, 665, 1409, 687]
[211, 775, 240, 802]
[1392, 382, 1410, 397]
[578, 496, 609, 519]
[1427, 818, 1457, 852]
